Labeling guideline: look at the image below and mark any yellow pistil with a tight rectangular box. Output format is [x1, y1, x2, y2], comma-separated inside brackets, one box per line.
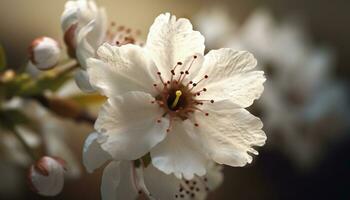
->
[171, 90, 182, 109]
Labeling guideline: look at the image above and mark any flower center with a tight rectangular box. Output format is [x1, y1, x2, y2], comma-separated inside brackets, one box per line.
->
[152, 55, 214, 132]
[169, 90, 183, 110]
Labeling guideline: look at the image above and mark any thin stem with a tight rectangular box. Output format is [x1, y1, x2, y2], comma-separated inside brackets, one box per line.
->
[12, 128, 38, 161]
[57, 59, 79, 76]
[32, 95, 96, 126]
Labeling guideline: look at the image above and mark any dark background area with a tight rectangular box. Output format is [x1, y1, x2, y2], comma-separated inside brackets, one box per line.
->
[0, 0, 349, 199]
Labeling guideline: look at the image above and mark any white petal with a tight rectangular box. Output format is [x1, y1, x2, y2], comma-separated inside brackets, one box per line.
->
[144, 163, 220, 200]
[95, 91, 169, 160]
[83, 132, 111, 173]
[61, 0, 107, 47]
[74, 69, 96, 93]
[76, 20, 96, 69]
[197, 49, 265, 108]
[60, 1, 79, 31]
[205, 162, 224, 191]
[87, 43, 158, 97]
[151, 123, 208, 180]
[145, 13, 205, 78]
[85, 7, 107, 49]
[194, 100, 266, 166]
[101, 161, 138, 200]
[29, 157, 65, 196]
[143, 164, 180, 200]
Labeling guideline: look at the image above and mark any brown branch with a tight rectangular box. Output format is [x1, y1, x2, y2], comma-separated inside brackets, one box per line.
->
[33, 95, 96, 125]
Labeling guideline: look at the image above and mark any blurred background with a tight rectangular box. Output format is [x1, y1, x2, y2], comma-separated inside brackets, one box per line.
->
[0, 0, 350, 199]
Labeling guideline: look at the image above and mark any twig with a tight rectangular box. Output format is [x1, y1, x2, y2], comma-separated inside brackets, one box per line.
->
[12, 128, 39, 161]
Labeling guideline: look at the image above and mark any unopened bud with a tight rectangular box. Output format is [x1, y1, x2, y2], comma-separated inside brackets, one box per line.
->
[28, 156, 66, 196]
[64, 24, 78, 58]
[29, 37, 61, 70]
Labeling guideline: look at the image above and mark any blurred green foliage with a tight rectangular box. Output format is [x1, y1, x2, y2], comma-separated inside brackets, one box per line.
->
[0, 109, 29, 130]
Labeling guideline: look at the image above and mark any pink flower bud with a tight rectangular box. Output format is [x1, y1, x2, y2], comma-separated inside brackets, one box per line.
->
[29, 37, 61, 70]
[64, 24, 78, 58]
[28, 156, 66, 196]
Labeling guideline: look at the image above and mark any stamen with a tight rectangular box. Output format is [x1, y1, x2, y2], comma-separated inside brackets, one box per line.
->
[166, 116, 174, 133]
[189, 75, 208, 91]
[157, 72, 166, 85]
[171, 90, 182, 109]
[177, 71, 185, 83]
[193, 99, 214, 104]
[179, 55, 197, 83]
[170, 62, 182, 82]
[186, 81, 193, 87]
[153, 83, 162, 93]
[192, 107, 210, 116]
[193, 88, 207, 96]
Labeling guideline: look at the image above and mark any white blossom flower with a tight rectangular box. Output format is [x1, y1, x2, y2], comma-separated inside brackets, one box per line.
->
[87, 13, 266, 179]
[194, 6, 236, 49]
[28, 156, 66, 196]
[197, 8, 349, 168]
[83, 132, 223, 200]
[61, 0, 142, 92]
[29, 37, 61, 70]
[232, 11, 347, 168]
[61, 0, 107, 92]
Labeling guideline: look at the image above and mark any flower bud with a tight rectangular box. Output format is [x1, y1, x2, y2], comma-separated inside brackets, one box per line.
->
[29, 37, 61, 70]
[28, 156, 66, 196]
[64, 24, 78, 58]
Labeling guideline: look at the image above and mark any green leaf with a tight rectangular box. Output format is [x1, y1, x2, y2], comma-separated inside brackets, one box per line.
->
[35, 73, 72, 93]
[5, 73, 72, 97]
[0, 45, 6, 71]
[1, 73, 33, 98]
[0, 109, 30, 130]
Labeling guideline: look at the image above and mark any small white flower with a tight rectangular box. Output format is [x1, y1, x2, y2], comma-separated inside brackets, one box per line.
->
[29, 37, 61, 70]
[61, 0, 107, 60]
[28, 156, 66, 196]
[61, 0, 142, 92]
[87, 13, 266, 179]
[61, 0, 107, 92]
[83, 132, 223, 200]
